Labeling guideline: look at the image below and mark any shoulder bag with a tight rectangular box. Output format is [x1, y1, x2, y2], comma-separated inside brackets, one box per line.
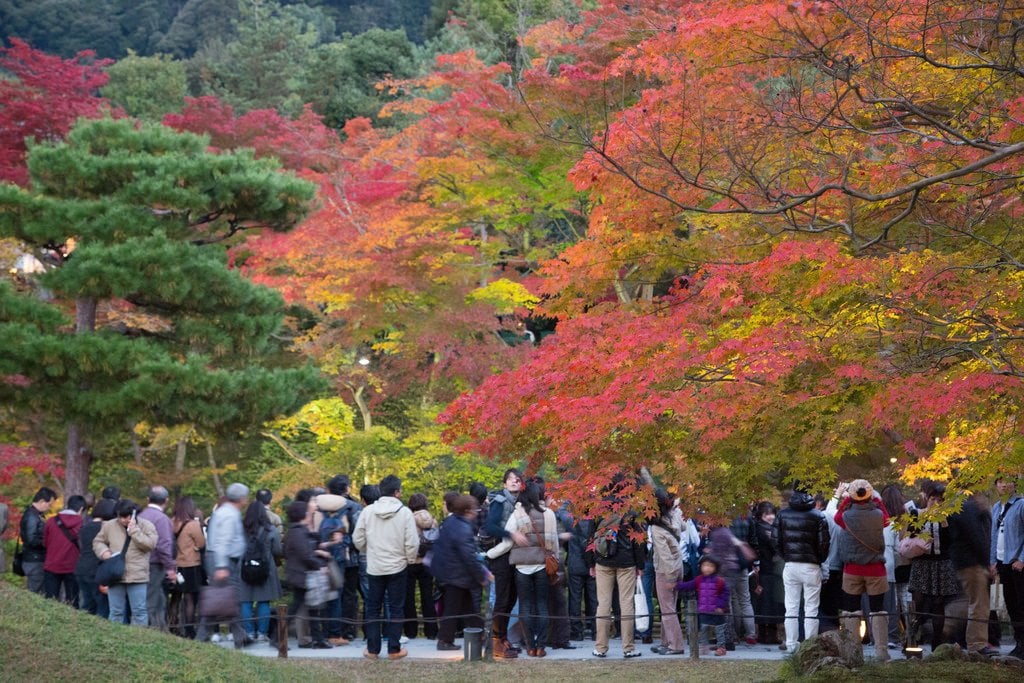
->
[95, 531, 132, 586]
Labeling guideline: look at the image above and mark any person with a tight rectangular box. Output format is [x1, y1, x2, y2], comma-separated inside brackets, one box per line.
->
[751, 501, 783, 644]
[42, 494, 86, 604]
[20, 487, 57, 593]
[75, 498, 115, 617]
[991, 475, 1024, 658]
[326, 474, 363, 642]
[774, 486, 831, 653]
[834, 479, 891, 661]
[353, 474, 419, 660]
[543, 481, 574, 650]
[482, 468, 528, 659]
[196, 483, 251, 648]
[650, 489, 685, 655]
[907, 483, 961, 653]
[168, 496, 205, 639]
[357, 483, 379, 637]
[316, 489, 352, 646]
[818, 493, 844, 632]
[489, 480, 557, 657]
[567, 514, 598, 641]
[239, 501, 283, 643]
[588, 479, 648, 659]
[431, 494, 491, 651]
[284, 499, 331, 649]
[947, 491, 995, 655]
[138, 485, 176, 630]
[707, 525, 756, 649]
[255, 488, 283, 537]
[676, 556, 731, 656]
[880, 484, 911, 647]
[94, 499, 158, 626]
[404, 493, 439, 640]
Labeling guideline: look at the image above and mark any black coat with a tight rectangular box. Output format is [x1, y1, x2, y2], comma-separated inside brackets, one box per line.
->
[430, 514, 487, 590]
[774, 492, 830, 565]
[20, 506, 46, 561]
[947, 497, 991, 570]
[587, 514, 647, 570]
[284, 522, 323, 589]
[567, 518, 596, 576]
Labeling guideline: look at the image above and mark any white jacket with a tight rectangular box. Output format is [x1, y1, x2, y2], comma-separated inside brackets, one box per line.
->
[353, 496, 419, 576]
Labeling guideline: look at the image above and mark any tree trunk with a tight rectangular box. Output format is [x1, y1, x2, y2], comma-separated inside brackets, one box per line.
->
[65, 296, 98, 496]
[351, 384, 372, 431]
[206, 441, 225, 498]
[174, 437, 187, 474]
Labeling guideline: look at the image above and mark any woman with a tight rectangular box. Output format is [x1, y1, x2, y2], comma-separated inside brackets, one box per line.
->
[432, 494, 492, 651]
[93, 499, 158, 626]
[404, 493, 439, 640]
[752, 501, 784, 644]
[284, 500, 330, 649]
[881, 484, 910, 648]
[908, 483, 961, 651]
[167, 496, 205, 638]
[650, 489, 685, 655]
[239, 501, 283, 643]
[491, 480, 557, 657]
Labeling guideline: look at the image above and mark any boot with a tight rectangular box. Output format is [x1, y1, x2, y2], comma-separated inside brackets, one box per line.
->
[839, 610, 862, 637]
[492, 637, 518, 659]
[870, 612, 890, 662]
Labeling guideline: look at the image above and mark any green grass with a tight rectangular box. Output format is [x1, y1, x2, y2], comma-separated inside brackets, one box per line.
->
[1, 580, 1017, 682]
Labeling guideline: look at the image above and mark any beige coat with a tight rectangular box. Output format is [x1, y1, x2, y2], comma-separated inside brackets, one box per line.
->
[650, 521, 683, 578]
[172, 518, 206, 568]
[93, 517, 158, 584]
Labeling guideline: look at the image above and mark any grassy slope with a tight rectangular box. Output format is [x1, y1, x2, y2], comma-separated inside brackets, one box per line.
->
[3, 580, 1020, 682]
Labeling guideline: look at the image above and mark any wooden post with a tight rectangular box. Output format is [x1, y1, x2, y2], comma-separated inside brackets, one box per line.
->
[277, 603, 289, 658]
[687, 598, 699, 660]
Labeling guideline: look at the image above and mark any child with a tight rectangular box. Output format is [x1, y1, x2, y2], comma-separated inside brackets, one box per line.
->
[676, 555, 731, 656]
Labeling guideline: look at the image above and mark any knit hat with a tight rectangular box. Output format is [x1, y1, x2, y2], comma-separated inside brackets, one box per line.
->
[848, 479, 873, 502]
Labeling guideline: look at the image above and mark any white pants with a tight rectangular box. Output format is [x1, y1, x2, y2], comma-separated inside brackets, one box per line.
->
[783, 562, 822, 651]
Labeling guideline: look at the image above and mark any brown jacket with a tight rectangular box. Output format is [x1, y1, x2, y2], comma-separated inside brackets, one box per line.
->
[93, 518, 158, 584]
[173, 518, 206, 568]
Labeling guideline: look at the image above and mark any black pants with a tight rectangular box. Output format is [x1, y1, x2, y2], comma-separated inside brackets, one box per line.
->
[999, 562, 1024, 643]
[488, 553, 517, 640]
[568, 572, 597, 639]
[548, 575, 570, 645]
[340, 564, 362, 639]
[404, 563, 438, 638]
[438, 585, 482, 644]
[290, 586, 325, 644]
[44, 571, 78, 605]
[818, 570, 844, 631]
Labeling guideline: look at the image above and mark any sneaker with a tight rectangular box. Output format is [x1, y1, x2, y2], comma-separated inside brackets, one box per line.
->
[744, 636, 758, 646]
[641, 635, 654, 644]
[715, 647, 727, 656]
[363, 649, 379, 660]
[388, 648, 408, 660]
[591, 650, 607, 658]
[660, 648, 686, 655]
[255, 634, 269, 644]
[437, 641, 461, 651]
[975, 646, 1001, 657]
[725, 642, 736, 651]
[624, 649, 642, 658]
[399, 635, 409, 645]
[651, 645, 667, 654]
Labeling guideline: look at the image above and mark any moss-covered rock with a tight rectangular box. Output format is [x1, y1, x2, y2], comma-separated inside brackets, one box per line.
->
[790, 629, 864, 675]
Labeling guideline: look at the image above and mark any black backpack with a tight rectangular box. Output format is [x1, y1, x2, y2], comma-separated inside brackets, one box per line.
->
[240, 529, 270, 585]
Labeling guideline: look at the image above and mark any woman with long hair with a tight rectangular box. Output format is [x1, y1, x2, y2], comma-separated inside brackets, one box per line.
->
[908, 484, 960, 651]
[650, 489, 686, 655]
[880, 484, 910, 648]
[493, 480, 558, 657]
[169, 496, 205, 638]
[239, 500, 283, 643]
[751, 501, 784, 644]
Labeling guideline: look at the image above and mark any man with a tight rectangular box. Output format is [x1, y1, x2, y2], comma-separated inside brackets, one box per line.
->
[20, 487, 57, 593]
[197, 482, 251, 648]
[991, 475, 1024, 658]
[138, 485, 177, 630]
[482, 468, 528, 658]
[588, 500, 647, 658]
[326, 474, 363, 642]
[948, 492, 995, 655]
[42, 494, 86, 604]
[567, 514, 598, 640]
[353, 474, 419, 661]
[818, 493, 844, 631]
[774, 487, 831, 653]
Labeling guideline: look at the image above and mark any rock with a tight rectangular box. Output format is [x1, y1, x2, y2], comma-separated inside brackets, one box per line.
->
[790, 629, 864, 674]
[924, 643, 966, 662]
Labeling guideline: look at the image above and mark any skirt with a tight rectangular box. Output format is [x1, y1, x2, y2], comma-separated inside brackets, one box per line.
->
[177, 564, 206, 594]
[907, 558, 960, 597]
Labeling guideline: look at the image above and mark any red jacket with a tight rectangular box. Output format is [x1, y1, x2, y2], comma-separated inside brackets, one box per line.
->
[43, 512, 83, 574]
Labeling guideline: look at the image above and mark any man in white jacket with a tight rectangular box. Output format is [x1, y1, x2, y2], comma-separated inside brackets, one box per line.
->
[353, 474, 419, 660]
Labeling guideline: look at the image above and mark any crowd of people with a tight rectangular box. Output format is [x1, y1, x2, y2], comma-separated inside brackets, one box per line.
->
[6, 469, 1024, 662]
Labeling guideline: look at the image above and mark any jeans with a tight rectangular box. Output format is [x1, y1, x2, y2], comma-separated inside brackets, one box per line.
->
[567, 572, 597, 639]
[77, 577, 107, 617]
[109, 582, 149, 626]
[366, 569, 408, 655]
[146, 568, 168, 630]
[24, 561, 45, 594]
[404, 563, 438, 638]
[782, 562, 822, 651]
[515, 569, 550, 649]
[44, 571, 78, 605]
[637, 558, 655, 638]
[323, 593, 344, 639]
[241, 600, 271, 637]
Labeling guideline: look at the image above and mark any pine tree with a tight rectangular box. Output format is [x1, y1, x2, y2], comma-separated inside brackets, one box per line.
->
[0, 117, 324, 495]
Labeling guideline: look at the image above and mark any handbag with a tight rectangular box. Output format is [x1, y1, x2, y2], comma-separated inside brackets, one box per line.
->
[199, 577, 239, 619]
[305, 568, 336, 608]
[897, 534, 932, 560]
[12, 537, 25, 577]
[326, 558, 345, 591]
[634, 582, 650, 633]
[95, 532, 132, 586]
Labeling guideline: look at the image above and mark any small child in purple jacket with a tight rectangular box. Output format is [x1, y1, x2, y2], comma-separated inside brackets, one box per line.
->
[676, 555, 731, 656]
